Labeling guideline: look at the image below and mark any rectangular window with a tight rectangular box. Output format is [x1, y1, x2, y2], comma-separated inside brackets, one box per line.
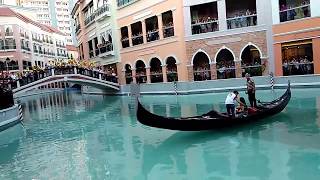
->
[190, 2, 219, 35]
[279, 0, 310, 22]
[282, 40, 314, 76]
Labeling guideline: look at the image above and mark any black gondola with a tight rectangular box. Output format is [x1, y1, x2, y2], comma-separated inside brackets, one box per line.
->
[136, 82, 291, 131]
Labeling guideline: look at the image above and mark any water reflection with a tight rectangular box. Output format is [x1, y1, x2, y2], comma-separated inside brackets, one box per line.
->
[0, 89, 319, 179]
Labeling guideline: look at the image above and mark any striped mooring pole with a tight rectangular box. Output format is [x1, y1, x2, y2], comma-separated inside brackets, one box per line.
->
[18, 104, 23, 121]
[269, 72, 274, 90]
[173, 81, 178, 96]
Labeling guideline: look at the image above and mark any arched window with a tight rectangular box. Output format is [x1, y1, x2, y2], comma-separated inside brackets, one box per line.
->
[125, 64, 133, 84]
[241, 45, 262, 77]
[135, 60, 146, 83]
[166, 57, 178, 82]
[193, 52, 211, 81]
[216, 49, 236, 79]
[150, 58, 163, 83]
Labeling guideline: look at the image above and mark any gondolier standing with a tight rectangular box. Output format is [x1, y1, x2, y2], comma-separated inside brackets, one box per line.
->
[245, 73, 257, 108]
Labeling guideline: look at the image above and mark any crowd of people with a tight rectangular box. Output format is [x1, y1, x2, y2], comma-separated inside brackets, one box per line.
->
[282, 56, 313, 76]
[280, 1, 310, 22]
[193, 66, 211, 81]
[241, 59, 262, 77]
[227, 9, 257, 29]
[216, 60, 236, 79]
[147, 29, 160, 42]
[191, 16, 219, 34]
[163, 22, 174, 38]
[0, 59, 118, 89]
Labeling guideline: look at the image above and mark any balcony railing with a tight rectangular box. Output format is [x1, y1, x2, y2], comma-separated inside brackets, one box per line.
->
[95, 4, 110, 19]
[21, 46, 31, 51]
[147, 30, 159, 42]
[99, 43, 113, 55]
[163, 25, 174, 38]
[4, 45, 16, 50]
[227, 14, 257, 29]
[132, 34, 143, 46]
[5, 32, 14, 36]
[280, 3, 310, 22]
[121, 38, 129, 48]
[84, 13, 96, 26]
[191, 19, 219, 35]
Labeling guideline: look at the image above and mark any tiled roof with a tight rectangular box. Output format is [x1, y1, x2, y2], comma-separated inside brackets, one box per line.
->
[0, 7, 66, 36]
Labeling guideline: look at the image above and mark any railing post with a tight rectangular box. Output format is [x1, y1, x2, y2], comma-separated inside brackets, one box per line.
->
[17, 80, 20, 88]
[99, 73, 102, 80]
[74, 67, 77, 75]
[51, 68, 55, 76]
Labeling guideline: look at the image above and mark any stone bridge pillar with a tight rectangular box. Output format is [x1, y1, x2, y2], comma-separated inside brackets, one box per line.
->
[235, 60, 242, 78]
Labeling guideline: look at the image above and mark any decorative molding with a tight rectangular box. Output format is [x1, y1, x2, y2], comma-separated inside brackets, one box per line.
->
[117, 0, 168, 20]
[133, 11, 153, 21]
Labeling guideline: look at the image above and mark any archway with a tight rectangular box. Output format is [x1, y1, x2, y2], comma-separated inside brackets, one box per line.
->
[193, 52, 211, 81]
[125, 64, 132, 84]
[135, 60, 147, 83]
[150, 58, 163, 83]
[216, 49, 236, 79]
[241, 45, 262, 77]
[166, 57, 178, 82]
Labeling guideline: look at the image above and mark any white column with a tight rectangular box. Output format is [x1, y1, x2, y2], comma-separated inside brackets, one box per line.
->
[17, 80, 20, 88]
[217, 0, 227, 31]
[51, 68, 55, 76]
[128, 25, 133, 47]
[271, 0, 280, 24]
[157, 14, 164, 39]
[183, 6, 192, 36]
[141, 20, 147, 44]
[74, 67, 77, 74]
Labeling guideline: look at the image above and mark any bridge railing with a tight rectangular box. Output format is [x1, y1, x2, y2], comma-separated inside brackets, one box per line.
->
[1, 67, 118, 90]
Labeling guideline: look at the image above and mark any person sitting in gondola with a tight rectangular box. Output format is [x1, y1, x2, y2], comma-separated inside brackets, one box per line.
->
[236, 97, 248, 114]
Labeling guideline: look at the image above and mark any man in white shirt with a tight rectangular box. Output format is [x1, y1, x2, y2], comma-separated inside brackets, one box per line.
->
[225, 90, 240, 117]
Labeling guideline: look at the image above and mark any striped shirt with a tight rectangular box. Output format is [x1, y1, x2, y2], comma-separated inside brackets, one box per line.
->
[247, 78, 255, 93]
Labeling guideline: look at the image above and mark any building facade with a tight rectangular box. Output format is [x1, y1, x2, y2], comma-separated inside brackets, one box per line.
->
[183, 0, 274, 81]
[19, 0, 76, 45]
[71, 0, 121, 76]
[116, 0, 188, 85]
[272, 0, 320, 76]
[71, 0, 320, 85]
[0, 7, 68, 72]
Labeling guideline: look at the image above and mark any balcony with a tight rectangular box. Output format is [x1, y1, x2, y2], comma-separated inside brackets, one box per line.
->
[279, 2, 310, 22]
[95, 4, 111, 21]
[21, 46, 31, 52]
[191, 20, 219, 35]
[5, 32, 13, 36]
[84, 13, 96, 26]
[98, 43, 114, 57]
[227, 14, 257, 29]
[4, 45, 16, 50]
[132, 34, 143, 46]
[163, 25, 174, 38]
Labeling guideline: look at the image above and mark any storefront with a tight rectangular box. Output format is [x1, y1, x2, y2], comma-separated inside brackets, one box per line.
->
[273, 17, 320, 76]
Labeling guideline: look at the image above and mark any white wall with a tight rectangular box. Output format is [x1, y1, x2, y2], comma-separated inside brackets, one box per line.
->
[311, 0, 320, 17]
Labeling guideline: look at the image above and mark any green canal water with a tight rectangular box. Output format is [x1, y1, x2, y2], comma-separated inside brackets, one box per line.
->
[0, 89, 320, 180]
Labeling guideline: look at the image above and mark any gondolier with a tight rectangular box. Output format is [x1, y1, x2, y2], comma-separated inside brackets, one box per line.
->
[245, 73, 257, 108]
